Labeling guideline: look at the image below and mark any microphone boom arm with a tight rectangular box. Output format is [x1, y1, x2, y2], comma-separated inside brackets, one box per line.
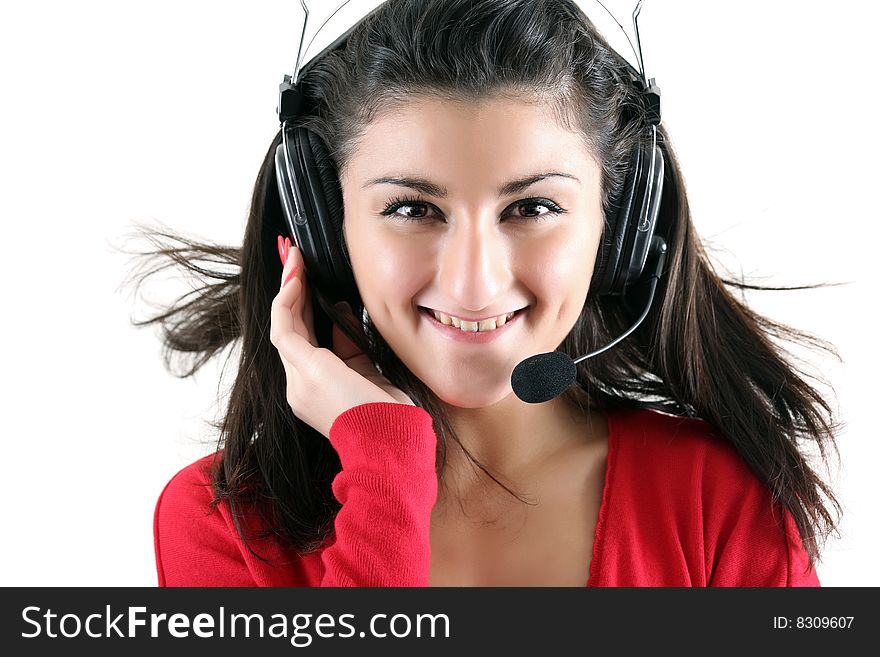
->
[573, 237, 667, 365]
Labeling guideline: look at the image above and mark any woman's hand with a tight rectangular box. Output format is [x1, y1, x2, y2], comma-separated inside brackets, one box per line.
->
[270, 237, 416, 439]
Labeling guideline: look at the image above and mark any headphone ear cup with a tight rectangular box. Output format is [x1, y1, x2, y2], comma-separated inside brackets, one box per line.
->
[591, 135, 665, 297]
[274, 139, 299, 238]
[281, 126, 359, 306]
[303, 129, 359, 302]
[591, 144, 644, 296]
[276, 126, 325, 288]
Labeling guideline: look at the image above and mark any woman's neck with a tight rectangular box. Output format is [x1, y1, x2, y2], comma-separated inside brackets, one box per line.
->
[439, 393, 603, 498]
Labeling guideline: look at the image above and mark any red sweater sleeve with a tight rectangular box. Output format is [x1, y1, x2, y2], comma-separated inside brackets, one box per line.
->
[154, 402, 438, 587]
[321, 402, 438, 586]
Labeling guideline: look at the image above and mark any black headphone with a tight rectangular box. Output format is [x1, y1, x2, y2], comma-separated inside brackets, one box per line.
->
[274, 2, 668, 350]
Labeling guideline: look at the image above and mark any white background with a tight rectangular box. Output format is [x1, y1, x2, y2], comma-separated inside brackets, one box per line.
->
[0, 1, 875, 586]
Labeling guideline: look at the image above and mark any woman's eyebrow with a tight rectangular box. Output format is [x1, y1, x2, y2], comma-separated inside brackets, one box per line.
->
[362, 172, 580, 197]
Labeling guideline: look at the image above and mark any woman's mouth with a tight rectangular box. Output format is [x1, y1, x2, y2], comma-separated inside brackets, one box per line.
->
[418, 306, 527, 344]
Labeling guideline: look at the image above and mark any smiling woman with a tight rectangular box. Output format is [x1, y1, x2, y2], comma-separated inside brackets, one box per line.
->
[126, 0, 841, 587]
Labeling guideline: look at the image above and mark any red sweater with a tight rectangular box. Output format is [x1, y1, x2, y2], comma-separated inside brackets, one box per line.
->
[154, 402, 819, 587]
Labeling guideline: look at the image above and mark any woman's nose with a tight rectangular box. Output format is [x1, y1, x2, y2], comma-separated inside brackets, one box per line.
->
[439, 218, 510, 312]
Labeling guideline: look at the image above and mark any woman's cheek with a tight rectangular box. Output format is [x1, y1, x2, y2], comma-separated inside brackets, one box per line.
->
[531, 230, 594, 283]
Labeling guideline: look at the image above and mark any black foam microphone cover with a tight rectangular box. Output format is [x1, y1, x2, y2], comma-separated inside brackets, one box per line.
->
[511, 351, 577, 404]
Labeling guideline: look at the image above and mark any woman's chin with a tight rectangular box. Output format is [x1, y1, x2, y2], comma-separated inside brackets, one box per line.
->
[427, 380, 514, 409]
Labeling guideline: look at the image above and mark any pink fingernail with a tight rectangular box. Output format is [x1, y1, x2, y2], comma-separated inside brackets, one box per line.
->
[277, 235, 287, 265]
[283, 265, 300, 287]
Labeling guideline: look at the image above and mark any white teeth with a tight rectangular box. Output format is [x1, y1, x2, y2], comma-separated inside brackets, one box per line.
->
[430, 309, 516, 332]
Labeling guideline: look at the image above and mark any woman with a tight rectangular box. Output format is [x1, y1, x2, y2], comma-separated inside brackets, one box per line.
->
[140, 0, 840, 586]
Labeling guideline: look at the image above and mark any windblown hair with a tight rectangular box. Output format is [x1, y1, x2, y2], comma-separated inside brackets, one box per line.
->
[125, 0, 842, 569]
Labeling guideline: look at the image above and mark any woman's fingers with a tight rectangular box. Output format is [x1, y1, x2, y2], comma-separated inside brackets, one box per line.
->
[272, 240, 317, 346]
[294, 247, 315, 346]
[271, 277, 311, 372]
[270, 240, 319, 375]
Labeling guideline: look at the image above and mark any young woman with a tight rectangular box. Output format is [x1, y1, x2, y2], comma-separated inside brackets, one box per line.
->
[138, 0, 840, 586]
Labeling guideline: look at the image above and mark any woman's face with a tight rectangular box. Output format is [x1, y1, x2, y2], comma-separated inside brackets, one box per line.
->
[340, 96, 604, 409]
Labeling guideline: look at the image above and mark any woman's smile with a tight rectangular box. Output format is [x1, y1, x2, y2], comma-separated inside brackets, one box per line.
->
[418, 305, 528, 345]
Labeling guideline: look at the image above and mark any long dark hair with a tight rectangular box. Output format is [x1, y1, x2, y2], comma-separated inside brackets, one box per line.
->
[124, 0, 842, 567]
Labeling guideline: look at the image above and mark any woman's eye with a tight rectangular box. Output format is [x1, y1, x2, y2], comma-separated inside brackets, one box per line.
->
[508, 199, 568, 221]
[516, 201, 558, 218]
[379, 196, 436, 222]
[396, 203, 434, 220]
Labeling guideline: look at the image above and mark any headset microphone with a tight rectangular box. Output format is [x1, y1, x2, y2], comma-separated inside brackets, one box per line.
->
[511, 236, 668, 404]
